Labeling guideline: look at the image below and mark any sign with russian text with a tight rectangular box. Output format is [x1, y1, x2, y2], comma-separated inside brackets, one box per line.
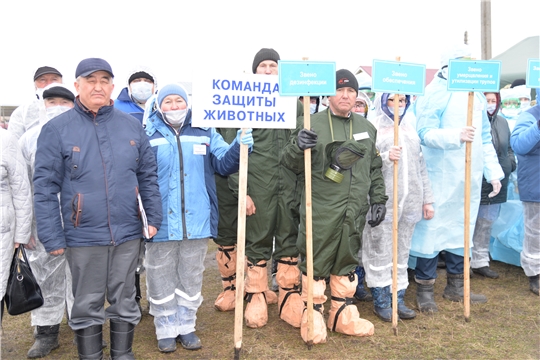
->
[526, 59, 540, 88]
[372, 60, 426, 95]
[447, 59, 501, 92]
[191, 74, 297, 129]
[278, 61, 336, 96]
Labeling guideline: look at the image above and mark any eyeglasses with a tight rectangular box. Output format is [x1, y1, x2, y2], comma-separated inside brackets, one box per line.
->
[353, 103, 366, 109]
[502, 99, 520, 109]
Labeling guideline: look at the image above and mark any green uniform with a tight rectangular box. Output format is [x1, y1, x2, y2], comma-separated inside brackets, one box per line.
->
[281, 108, 387, 277]
[215, 103, 303, 264]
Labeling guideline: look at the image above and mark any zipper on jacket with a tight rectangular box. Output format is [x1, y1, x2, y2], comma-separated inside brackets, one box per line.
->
[176, 133, 188, 240]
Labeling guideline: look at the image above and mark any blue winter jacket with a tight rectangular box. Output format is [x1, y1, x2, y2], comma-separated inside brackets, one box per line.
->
[146, 110, 243, 241]
[33, 99, 163, 252]
[114, 87, 145, 123]
[510, 105, 540, 202]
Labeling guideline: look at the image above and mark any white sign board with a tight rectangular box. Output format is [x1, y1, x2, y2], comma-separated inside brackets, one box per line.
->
[191, 74, 297, 129]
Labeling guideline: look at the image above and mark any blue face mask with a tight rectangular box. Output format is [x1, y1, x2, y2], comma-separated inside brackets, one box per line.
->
[309, 103, 317, 114]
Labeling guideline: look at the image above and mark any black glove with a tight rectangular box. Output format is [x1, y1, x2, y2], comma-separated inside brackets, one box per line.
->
[368, 203, 386, 227]
[297, 128, 318, 150]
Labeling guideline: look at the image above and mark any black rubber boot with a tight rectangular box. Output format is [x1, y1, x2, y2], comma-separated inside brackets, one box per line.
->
[109, 320, 135, 360]
[75, 325, 103, 360]
[371, 286, 392, 322]
[528, 275, 539, 296]
[27, 324, 61, 358]
[415, 278, 438, 313]
[0, 297, 4, 336]
[443, 273, 487, 303]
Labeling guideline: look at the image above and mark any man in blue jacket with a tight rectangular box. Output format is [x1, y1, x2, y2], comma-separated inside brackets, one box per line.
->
[510, 102, 540, 296]
[114, 67, 157, 123]
[33, 58, 162, 360]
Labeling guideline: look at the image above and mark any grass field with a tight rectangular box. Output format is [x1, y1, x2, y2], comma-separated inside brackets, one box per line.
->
[1, 241, 538, 359]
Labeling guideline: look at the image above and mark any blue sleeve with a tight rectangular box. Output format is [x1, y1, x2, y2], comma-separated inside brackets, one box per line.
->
[33, 123, 66, 252]
[136, 126, 163, 229]
[511, 109, 540, 155]
[209, 128, 241, 176]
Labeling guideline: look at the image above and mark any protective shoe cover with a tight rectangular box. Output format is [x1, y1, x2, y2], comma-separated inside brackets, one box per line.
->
[442, 273, 487, 303]
[353, 266, 372, 302]
[396, 289, 416, 319]
[276, 257, 303, 328]
[327, 274, 374, 336]
[214, 246, 237, 312]
[75, 325, 103, 360]
[244, 260, 270, 328]
[415, 278, 438, 313]
[300, 275, 327, 344]
[109, 320, 135, 360]
[529, 275, 540, 296]
[27, 324, 60, 358]
[371, 286, 392, 322]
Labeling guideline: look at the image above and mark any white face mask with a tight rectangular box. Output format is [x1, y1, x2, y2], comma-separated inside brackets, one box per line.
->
[388, 106, 405, 116]
[35, 87, 45, 100]
[486, 103, 497, 114]
[502, 108, 521, 119]
[45, 105, 71, 120]
[164, 109, 188, 127]
[354, 111, 366, 117]
[131, 82, 154, 102]
[520, 101, 531, 110]
[309, 103, 317, 114]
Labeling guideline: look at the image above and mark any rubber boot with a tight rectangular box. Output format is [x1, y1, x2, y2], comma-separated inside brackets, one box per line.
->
[276, 257, 303, 328]
[353, 266, 372, 302]
[109, 320, 135, 360]
[135, 273, 143, 315]
[27, 324, 60, 358]
[371, 286, 392, 322]
[443, 273, 487, 303]
[328, 273, 374, 336]
[300, 274, 327, 344]
[244, 260, 270, 328]
[415, 277, 438, 313]
[214, 245, 237, 312]
[75, 325, 103, 360]
[396, 289, 416, 319]
[0, 297, 3, 337]
[529, 275, 540, 296]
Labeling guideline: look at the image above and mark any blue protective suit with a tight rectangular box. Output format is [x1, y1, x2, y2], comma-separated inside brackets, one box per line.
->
[410, 73, 504, 259]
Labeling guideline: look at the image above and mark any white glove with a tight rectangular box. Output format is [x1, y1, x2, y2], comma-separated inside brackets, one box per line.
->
[460, 126, 475, 143]
[388, 146, 402, 161]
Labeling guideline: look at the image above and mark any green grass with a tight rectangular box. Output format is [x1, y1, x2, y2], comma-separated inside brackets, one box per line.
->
[1, 241, 539, 359]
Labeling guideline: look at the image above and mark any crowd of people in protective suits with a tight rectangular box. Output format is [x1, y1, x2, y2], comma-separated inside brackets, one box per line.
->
[1, 44, 538, 359]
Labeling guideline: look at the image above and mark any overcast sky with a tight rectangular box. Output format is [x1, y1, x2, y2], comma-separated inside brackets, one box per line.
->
[1, 0, 538, 105]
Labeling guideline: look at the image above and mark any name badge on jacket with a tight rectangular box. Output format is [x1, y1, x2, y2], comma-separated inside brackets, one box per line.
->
[193, 144, 207, 155]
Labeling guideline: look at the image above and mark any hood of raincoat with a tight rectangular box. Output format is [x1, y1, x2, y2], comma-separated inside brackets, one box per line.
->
[374, 93, 411, 124]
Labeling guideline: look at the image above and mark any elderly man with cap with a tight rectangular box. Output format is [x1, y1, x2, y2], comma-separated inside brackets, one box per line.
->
[33, 58, 162, 360]
[282, 69, 387, 344]
[115, 67, 157, 123]
[19, 83, 76, 358]
[213, 48, 306, 330]
[8, 66, 63, 139]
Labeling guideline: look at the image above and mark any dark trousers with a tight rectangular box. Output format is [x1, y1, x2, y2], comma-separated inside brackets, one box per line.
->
[66, 239, 141, 330]
[415, 251, 464, 280]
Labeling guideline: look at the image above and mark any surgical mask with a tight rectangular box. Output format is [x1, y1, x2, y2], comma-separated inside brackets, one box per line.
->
[309, 103, 317, 114]
[35, 87, 45, 100]
[131, 82, 153, 102]
[355, 111, 366, 117]
[486, 104, 497, 114]
[520, 101, 530, 110]
[45, 105, 71, 120]
[501, 108, 520, 119]
[388, 106, 405, 116]
[164, 109, 188, 127]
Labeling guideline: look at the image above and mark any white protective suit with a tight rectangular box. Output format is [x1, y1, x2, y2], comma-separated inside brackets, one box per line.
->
[7, 100, 44, 140]
[0, 129, 32, 299]
[362, 94, 434, 289]
[410, 72, 504, 259]
[18, 101, 74, 326]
